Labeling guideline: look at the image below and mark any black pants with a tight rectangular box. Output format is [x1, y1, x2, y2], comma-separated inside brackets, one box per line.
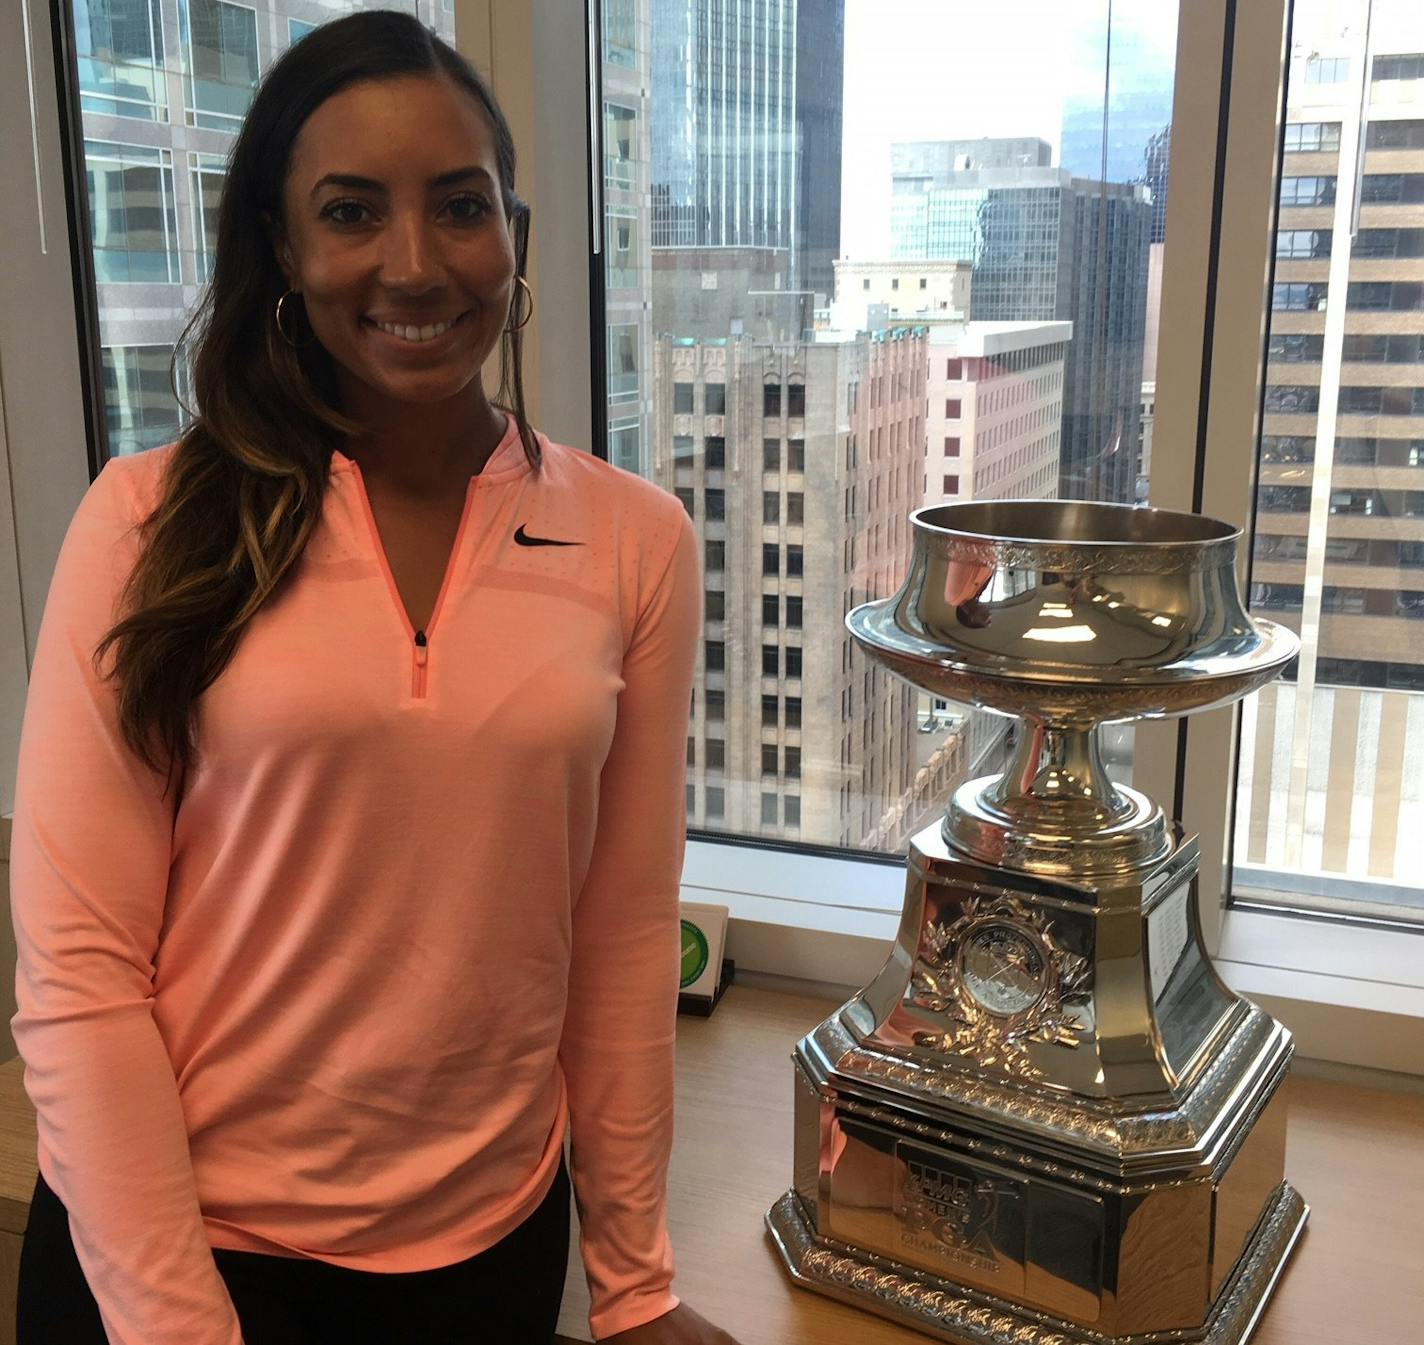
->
[17, 1159, 571, 1344]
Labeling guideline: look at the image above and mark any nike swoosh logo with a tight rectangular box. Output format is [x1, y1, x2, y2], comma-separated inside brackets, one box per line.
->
[514, 524, 583, 547]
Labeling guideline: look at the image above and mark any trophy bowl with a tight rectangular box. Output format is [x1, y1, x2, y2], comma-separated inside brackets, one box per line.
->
[848, 499, 1297, 874]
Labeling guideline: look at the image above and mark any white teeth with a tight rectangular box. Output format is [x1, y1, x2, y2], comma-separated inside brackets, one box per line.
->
[374, 317, 456, 342]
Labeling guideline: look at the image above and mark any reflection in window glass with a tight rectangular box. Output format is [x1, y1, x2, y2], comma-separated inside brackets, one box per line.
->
[183, 0, 261, 131]
[69, 2, 458, 463]
[608, 325, 639, 403]
[102, 344, 183, 454]
[1235, 0, 1424, 923]
[85, 141, 180, 283]
[604, 0, 1176, 852]
[75, 0, 168, 121]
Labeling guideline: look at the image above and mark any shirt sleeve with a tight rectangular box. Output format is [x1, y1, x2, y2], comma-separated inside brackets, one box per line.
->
[8, 457, 246, 1345]
[559, 498, 701, 1341]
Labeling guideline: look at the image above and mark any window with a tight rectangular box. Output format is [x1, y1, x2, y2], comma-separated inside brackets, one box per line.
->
[761, 792, 779, 825]
[1372, 53, 1424, 82]
[891, 277, 899, 290]
[609, 421, 640, 472]
[761, 745, 778, 777]
[183, 0, 260, 131]
[944, 398, 961, 417]
[763, 438, 780, 470]
[945, 359, 962, 379]
[1360, 174, 1424, 205]
[604, 102, 636, 189]
[762, 543, 779, 576]
[705, 436, 726, 468]
[786, 597, 803, 629]
[919, 276, 927, 289]
[788, 439, 805, 471]
[762, 595, 779, 626]
[705, 382, 726, 414]
[673, 434, 695, 462]
[788, 492, 804, 524]
[788, 383, 805, 417]
[1304, 55, 1348, 83]
[705, 590, 725, 621]
[762, 645, 780, 677]
[705, 738, 725, 770]
[686, 783, 696, 812]
[84, 141, 180, 283]
[762, 694, 778, 727]
[704, 641, 724, 673]
[705, 689, 725, 721]
[674, 486, 694, 517]
[78, 0, 167, 121]
[1283, 121, 1341, 152]
[787, 545, 803, 577]
[944, 436, 960, 455]
[101, 344, 181, 454]
[1347, 281, 1424, 311]
[863, 277, 870, 290]
[1278, 175, 1336, 205]
[1271, 283, 1328, 311]
[942, 474, 960, 494]
[189, 151, 225, 283]
[673, 382, 694, 413]
[1268, 334, 1325, 363]
[704, 539, 725, 572]
[687, 736, 695, 767]
[1366, 120, 1424, 151]
[763, 490, 780, 524]
[705, 787, 724, 820]
[784, 795, 801, 828]
[608, 325, 639, 402]
[785, 747, 801, 779]
[605, 206, 639, 288]
[786, 696, 802, 728]
[704, 487, 724, 520]
[763, 383, 781, 417]
[786, 647, 802, 679]
[1354, 229, 1424, 260]
[1275, 229, 1331, 259]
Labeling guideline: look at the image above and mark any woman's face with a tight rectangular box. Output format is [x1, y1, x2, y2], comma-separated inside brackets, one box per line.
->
[271, 72, 516, 409]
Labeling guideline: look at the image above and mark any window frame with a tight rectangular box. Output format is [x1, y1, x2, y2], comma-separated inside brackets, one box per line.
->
[4, 0, 1418, 1074]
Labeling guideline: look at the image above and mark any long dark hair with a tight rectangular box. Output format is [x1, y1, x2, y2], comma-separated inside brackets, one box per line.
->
[93, 10, 538, 800]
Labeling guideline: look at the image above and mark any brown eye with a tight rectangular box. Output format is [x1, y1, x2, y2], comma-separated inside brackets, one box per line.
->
[320, 199, 370, 225]
[447, 194, 492, 222]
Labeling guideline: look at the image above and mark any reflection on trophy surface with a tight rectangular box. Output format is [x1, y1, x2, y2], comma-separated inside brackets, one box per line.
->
[767, 500, 1308, 1345]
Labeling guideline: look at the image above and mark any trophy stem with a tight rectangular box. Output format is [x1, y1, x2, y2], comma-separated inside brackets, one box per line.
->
[944, 717, 1170, 873]
[987, 719, 1133, 830]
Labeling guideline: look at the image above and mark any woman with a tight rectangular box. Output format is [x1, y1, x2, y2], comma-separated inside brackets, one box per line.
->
[10, 12, 736, 1345]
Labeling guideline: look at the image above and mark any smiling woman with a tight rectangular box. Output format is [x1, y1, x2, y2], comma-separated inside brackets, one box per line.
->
[8, 9, 734, 1345]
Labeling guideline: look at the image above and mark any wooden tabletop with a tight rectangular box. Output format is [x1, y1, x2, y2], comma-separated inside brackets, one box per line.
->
[555, 985, 1424, 1345]
[0, 986, 1417, 1343]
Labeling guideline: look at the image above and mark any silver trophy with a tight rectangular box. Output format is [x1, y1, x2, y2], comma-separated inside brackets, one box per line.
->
[767, 500, 1308, 1344]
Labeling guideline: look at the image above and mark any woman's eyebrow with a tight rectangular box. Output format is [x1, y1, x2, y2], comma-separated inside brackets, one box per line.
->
[309, 166, 494, 198]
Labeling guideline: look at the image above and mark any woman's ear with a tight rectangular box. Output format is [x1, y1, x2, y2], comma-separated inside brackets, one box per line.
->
[261, 210, 298, 290]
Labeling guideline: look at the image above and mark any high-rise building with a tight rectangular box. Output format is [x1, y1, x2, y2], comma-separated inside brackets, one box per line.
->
[649, 0, 843, 296]
[1236, 24, 1424, 893]
[890, 139, 1151, 504]
[655, 326, 925, 850]
[75, 0, 456, 457]
[602, 0, 654, 474]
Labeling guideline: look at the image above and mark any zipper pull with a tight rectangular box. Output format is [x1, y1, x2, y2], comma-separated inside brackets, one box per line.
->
[415, 630, 428, 665]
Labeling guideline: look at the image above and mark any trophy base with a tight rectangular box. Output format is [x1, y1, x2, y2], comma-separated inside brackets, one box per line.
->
[767, 1181, 1308, 1345]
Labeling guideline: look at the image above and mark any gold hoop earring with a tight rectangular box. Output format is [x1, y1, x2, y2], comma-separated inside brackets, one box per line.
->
[507, 275, 533, 333]
[275, 290, 316, 349]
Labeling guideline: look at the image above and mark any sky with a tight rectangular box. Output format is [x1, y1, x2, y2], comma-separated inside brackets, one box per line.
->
[835, 0, 1180, 260]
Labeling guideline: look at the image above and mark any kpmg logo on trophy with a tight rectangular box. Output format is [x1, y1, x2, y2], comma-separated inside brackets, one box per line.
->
[767, 501, 1309, 1345]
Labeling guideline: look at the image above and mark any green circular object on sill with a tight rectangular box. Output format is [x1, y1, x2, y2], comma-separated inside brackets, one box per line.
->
[680, 920, 710, 989]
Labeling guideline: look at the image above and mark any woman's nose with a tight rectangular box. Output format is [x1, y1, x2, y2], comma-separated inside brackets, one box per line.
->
[379, 212, 442, 291]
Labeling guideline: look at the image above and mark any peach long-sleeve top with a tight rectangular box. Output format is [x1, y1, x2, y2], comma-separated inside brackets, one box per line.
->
[9, 414, 700, 1344]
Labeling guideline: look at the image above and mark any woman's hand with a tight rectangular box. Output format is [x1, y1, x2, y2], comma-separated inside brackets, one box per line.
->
[600, 1302, 742, 1344]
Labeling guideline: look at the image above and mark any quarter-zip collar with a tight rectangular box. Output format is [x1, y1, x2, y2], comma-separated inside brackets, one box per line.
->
[328, 411, 536, 485]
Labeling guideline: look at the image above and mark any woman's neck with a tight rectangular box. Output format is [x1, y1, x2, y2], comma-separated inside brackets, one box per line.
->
[338, 380, 508, 499]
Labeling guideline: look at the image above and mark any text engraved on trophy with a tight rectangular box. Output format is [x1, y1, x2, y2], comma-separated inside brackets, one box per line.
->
[906, 895, 1092, 1081]
[895, 1145, 1026, 1292]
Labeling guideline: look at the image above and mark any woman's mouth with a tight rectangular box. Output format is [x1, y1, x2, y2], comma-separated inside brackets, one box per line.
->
[363, 312, 468, 344]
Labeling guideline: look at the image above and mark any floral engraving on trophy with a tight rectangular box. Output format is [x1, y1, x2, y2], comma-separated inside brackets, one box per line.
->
[907, 895, 1092, 1080]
